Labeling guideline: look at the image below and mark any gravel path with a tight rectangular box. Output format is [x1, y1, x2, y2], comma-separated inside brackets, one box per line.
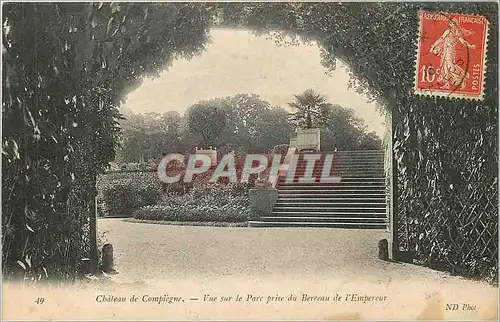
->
[97, 218, 493, 286]
[91, 218, 496, 321]
[3, 219, 497, 320]
[98, 218, 394, 281]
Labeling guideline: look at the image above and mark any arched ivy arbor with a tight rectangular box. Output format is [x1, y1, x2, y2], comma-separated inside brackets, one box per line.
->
[2, 2, 497, 282]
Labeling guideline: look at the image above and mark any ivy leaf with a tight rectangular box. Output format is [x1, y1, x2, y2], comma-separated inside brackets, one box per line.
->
[11, 139, 20, 160]
[17, 261, 26, 271]
[25, 256, 32, 268]
[26, 224, 35, 233]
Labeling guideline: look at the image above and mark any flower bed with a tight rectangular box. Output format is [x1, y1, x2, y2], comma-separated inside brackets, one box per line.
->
[97, 158, 255, 221]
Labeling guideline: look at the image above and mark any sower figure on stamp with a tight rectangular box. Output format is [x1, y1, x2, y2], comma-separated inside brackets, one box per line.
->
[430, 20, 476, 90]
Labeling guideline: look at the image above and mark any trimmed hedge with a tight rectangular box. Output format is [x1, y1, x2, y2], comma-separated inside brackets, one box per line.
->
[103, 183, 162, 217]
[133, 203, 249, 222]
[133, 183, 251, 223]
[98, 172, 163, 217]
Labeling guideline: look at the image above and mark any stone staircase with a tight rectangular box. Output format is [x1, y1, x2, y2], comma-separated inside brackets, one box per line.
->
[248, 150, 387, 228]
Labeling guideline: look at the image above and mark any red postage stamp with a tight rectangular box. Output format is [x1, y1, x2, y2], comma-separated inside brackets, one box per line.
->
[414, 11, 489, 100]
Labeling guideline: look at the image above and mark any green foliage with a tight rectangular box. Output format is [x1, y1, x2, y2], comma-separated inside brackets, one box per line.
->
[256, 107, 296, 152]
[358, 132, 383, 150]
[118, 90, 379, 158]
[210, 93, 296, 153]
[186, 103, 227, 147]
[102, 183, 162, 217]
[289, 89, 332, 129]
[97, 171, 164, 217]
[118, 111, 183, 163]
[117, 93, 295, 159]
[133, 183, 250, 222]
[2, 2, 212, 281]
[218, 94, 294, 153]
[320, 104, 382, 151]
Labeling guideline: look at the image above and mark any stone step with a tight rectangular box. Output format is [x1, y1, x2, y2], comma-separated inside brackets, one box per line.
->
[259, 216, 386, 223]
[287, 174, 385, 179]
[278, 193, 386, 197]
[321, 152, 384, 156]
[290, 169, 385, 174]
[293, 154, 384, 158]
[325, 177, 384, 181]
[278, 178, 386, 184]
[279, 177, 385, 183]
[331, 150, 384, 153]
[295, 161, 384, 165]
[277, 187, 386, 192]
[258, 149, 388, 229]
[271, 211, 387, 217]
[293, 164, 385, 168]
[293, 163, 384, 167]
[254, 149, 387, 229]
[276, 197, 385, 202]
[275, 204, 386, 210]
[277, 184, 386, 189]
[294, 155, 383, 158]
[278, 192, 385, 197]
[293, 154, 383, 158]
[247, 221, 387, 229]
[279, 188, 386, 191]
[273, 205, 387, 211]
[278, 188, 385, 192]
[301, 150, 383, 154]
[279, 176, 386, 180]
[275, 205, 386, 210]
[292, 164, 384, 168]
[293, 159, 384, 164]
[277, 197, 386, 201]
[284, 177, 385, 181]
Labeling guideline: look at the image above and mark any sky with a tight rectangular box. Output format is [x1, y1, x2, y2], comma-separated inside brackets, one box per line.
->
[122, 28, 385, 136]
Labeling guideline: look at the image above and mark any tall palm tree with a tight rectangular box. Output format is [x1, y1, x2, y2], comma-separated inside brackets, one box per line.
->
[288, 89, 332, 129]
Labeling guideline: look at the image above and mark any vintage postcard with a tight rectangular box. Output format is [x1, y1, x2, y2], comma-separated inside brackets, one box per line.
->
[2, 2, 498, 321]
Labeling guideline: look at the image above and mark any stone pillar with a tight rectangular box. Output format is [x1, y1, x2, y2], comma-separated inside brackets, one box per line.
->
[101, 244, 117, 274]
[249, 187, 279, 220]
[378, 239, 389, 260]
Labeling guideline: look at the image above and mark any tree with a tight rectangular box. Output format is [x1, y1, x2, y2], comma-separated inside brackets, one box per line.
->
[117, 111, 182, 163]
[359, 131, 382, 150]
[320, 104, 382, 151]
[115, 94, 294, 160]
[254, 106, 295, 152]
[2, 2, 213, 280]
[288, 89, 332, 129]
[185, 103, 227, 148]
[286, 88, 382, 150]
[218, 94, 293, 153]
[216, 94, 265, 152]
[184, 94, 294, 154]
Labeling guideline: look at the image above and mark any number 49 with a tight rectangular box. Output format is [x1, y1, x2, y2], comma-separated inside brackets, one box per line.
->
[35, 297, 45, 304]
